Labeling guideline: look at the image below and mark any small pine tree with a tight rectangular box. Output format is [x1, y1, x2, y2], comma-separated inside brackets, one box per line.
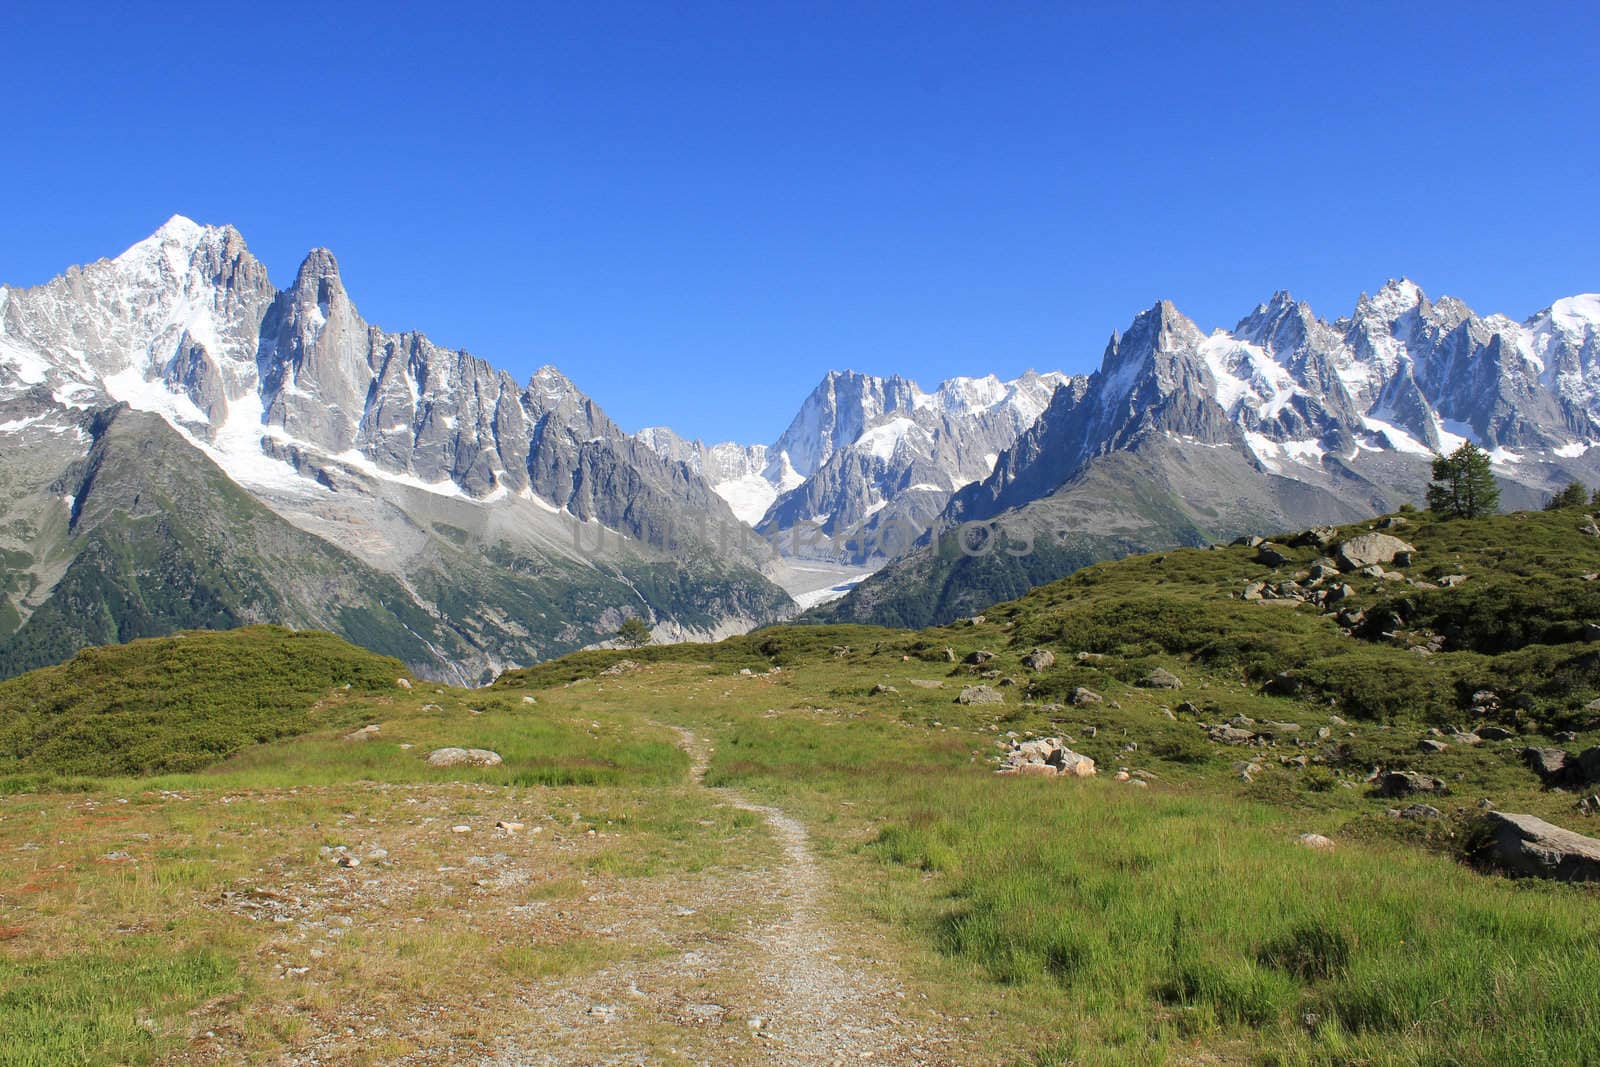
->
[616, 616, 651, 647]
[1425, 442, 1500, 519]
[1593, 486, 1600, 509]
[1544, 481, 1590, 510]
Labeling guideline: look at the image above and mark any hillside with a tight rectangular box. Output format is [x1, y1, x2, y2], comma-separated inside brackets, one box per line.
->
[3, 505, 1600, 1063]
[0, 625, 407, 780]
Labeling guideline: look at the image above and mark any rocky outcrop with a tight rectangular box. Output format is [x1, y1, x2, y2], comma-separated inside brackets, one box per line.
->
[1336, 534, 1416, 572]
[996, 737, 1096, 777]
[1476, 812, 1600, 882]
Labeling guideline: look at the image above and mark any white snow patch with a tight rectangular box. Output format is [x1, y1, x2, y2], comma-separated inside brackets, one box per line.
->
[855, 417, 921, 461]
[103, 366, 210, 425]
[1553, 442, 1592, 458]
[713, 473, 780, 526]
[1362, 416, 1437, 457]
[791, 573, 874, 610]
[0, 414, 49, 433]
[1550, 294, 1600, 335]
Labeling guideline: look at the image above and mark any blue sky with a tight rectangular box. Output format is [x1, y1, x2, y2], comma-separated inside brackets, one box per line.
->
[4, 2, 1596, 442]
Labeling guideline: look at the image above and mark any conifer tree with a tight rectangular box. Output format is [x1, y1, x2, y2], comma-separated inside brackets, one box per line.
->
[1426, 442, 1500, 519]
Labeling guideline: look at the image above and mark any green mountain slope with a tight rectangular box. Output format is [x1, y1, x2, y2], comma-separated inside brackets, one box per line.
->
[0, 407, 793, 683]
[0, 625, 404, 779]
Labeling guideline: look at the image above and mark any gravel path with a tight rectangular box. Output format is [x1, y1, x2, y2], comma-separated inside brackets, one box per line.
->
[480, 727, 967, 1066]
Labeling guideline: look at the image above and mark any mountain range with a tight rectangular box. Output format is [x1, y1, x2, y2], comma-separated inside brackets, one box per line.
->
[0, 218, 791, 682]
[2, 217, 1596, 674]
[808, 283, 1600, 627]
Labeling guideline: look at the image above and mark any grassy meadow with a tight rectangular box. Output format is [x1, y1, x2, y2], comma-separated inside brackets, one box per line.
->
[3, 506, 1600, 1062]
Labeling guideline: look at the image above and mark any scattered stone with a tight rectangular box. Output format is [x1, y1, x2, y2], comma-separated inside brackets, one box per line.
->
[1477, 726, 1515, 741]
[495, 821, 525, 833]
[1242, 581, 1266, 600]
[343, 724, 381, 742]
[1396, 804, 1442, 820]
[907, 679, 944, 689]
[426, 747, 504, 768]
[682, 1003, 726, 1024]
[1586, 623, 1600, 643]
[599, 659, 640, 677]
[1438, 574, 1469, 588]
[1070, 686, 1103, 707]
[1451, 732, 1482, 746]
[869, 683, 899, 696]
[943, 647, 958, 663]
[995, 736, 1096, 777]
[1418, 738, 1449, 754]
[1291, 526, 1340, 549]
[1375, 515, 1408, 530]
[964, 650, 995, 665]
[1297, 833, 1335, 850]
[1233, 535, 1267, 548]
[958, 685, 1003, 706]
[1021, 648, 1057, 672]
[1256, 543, 1293, 567]
[1324, 583, 1356, 605]
[521, 696, 538, 705]
[1477, 811, 1600, 882]
[1522, 747, 1577, 786]
[1209, 724, 1257, 745]
[336, 855, 361, 868]
[738, 668, 755, 676]
[396, 678, 413, 690]
[1378, 771, 1447, 797]
[1075, 651, 1104, 662]
[450, 825, 472, 834]
[1141, 668, 1184, 690]
[1335, 533, 1416, 572]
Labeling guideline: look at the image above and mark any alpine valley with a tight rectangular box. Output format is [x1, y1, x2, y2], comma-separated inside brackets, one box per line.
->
[2, 217, 1597, 676]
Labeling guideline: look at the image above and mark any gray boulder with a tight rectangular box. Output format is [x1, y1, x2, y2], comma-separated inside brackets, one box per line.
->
[1477, 812, 1600, 882]
[1021, 648, 1057, 672]
[1335, 533, 1416, 572]
[1256, 543, 1293, 567]
[958, 685, 1003, 705]
[1378, 771, 1446, 797]
[1522, 747, 1578, 786]
[1071, 686, 1103, 707]
[1141, 668, 1184, 690]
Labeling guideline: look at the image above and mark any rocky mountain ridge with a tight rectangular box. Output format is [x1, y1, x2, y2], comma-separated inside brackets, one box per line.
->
[811, 281, 1600, 627]
[0, 217, 792, 680]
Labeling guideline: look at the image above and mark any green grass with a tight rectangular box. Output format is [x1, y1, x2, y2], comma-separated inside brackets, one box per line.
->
[0, 944, 239, 1066]
[865, 777, 1600, 1064]
[4, 505, 1600, 1064]
[0, 625, 407, 781]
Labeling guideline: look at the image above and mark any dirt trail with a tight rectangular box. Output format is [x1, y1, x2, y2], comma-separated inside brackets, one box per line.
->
[480, 726, 967, 1066]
